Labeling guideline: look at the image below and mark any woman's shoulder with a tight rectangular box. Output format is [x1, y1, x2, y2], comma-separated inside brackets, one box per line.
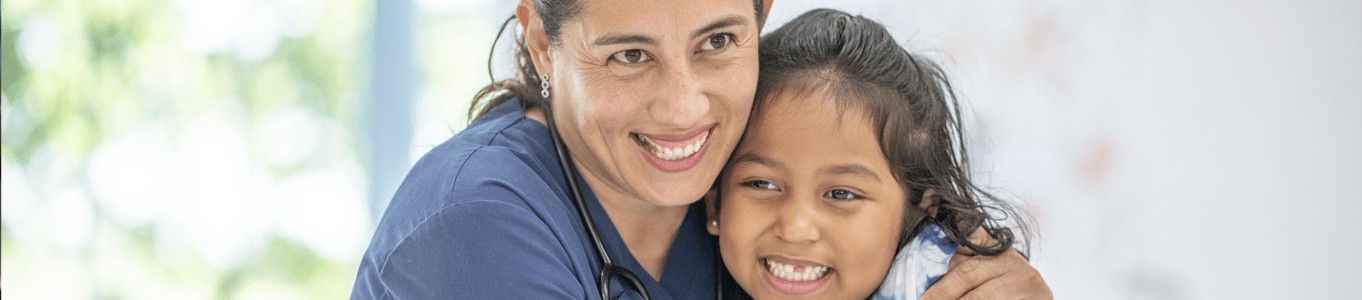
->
[357, 190, 590, 299]
[397, 131, 566, 215]
[370, 97, 576, 250]
[400, 98, 561, 208]
[356, 101, 589, 296]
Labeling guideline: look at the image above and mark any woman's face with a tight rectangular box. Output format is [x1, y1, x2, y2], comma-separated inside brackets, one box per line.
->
[541, 0, 761, 207]
[714, 92, 906, 299]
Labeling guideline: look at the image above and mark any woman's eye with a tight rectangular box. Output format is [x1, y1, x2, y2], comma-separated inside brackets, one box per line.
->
[824, 189, 861, 201]
[610, 49, 652, 64]
[741, 179, 780, 191]
[699, 33, 734, 51]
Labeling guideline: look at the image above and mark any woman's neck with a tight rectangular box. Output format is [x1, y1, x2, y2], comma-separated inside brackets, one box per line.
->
[579, 166, 689, 281]
[528, 106, 689, 280]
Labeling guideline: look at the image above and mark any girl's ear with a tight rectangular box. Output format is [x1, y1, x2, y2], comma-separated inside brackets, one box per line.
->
[704, 190, 720, 236]
[920, 189, 939, 218]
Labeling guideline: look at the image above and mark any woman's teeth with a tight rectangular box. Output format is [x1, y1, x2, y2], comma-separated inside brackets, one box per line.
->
[765, 259, 830, 282]
[637, 133, 706, 161]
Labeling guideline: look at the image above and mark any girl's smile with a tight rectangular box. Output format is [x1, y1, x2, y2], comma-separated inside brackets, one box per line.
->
[760, 256, 834, 295]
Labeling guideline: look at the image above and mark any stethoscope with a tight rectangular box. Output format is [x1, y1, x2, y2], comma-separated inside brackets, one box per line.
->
[491, 15, 651, 299]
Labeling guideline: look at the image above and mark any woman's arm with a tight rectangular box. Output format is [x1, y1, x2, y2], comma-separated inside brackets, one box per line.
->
[920, 227, 1051, 300]
[373, 200, 585, 299]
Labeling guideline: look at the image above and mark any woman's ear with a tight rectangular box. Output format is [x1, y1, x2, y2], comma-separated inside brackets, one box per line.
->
[516, 0, 553, 76]
[759, 0, 775, 29]
[920, 189, 939, 218]
[704, 190, 720, 236]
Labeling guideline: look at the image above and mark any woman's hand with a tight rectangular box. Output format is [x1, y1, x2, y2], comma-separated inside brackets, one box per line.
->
[920, 228, 1051, 299]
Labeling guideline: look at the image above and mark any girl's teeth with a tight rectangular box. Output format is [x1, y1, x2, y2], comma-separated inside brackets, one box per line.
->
[764, 259, 829, 282]
[638, 132, 707, 161]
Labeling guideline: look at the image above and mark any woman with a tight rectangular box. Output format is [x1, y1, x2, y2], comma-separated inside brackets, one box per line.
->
[351, 0, 1049, 298]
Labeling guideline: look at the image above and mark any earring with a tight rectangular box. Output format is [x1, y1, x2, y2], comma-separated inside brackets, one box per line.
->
[540, 74, 550, 99]
[710, 220, 719, 228]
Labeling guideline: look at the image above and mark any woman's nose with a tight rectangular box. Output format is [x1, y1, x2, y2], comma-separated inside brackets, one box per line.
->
[773, 197, 821, 244]
[650, 64, 709, 128]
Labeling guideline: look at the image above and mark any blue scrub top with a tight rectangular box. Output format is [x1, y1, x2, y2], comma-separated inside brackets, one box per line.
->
[351, 99, 717, 299]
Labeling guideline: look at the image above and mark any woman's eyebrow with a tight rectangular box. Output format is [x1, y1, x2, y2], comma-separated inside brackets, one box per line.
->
[691, 15, 748, 39]
[591, 14, 749, 47]
[593, 33, 656, 46]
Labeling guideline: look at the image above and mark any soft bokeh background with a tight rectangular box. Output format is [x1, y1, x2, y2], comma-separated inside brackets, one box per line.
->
[1, 0, 1358, 299]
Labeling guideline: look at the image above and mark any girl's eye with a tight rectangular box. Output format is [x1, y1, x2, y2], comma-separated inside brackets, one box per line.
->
[699, 33, 735, 51]
[741, 179, 780, 191]
[824, 189, 861, 201]
[610, 49, 652, 64]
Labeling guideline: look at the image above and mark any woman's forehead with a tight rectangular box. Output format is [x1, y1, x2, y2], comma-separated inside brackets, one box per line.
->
[568, 0, 757, 38]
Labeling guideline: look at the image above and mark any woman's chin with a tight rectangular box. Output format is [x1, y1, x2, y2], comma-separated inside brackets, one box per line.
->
[642, 181, 711, 207]
[632, 157, 726, 207]
[641, 168, 722, 206]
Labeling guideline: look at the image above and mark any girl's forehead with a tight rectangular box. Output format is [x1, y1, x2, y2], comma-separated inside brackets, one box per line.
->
[755, 89, 873, 129]
[747, 94, 877, 147]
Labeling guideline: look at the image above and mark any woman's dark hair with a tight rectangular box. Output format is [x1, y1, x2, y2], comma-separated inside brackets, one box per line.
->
[469, 0, 767, 120]
[749, 8, 1031, 257]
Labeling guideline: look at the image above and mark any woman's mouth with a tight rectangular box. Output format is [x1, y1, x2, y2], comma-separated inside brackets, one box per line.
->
[632, 127, 712, 172]
[761, 257, 832, 295]
[635, 131, 707, 161]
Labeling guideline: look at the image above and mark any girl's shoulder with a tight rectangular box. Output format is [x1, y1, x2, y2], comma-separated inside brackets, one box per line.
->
[874, 224, 958, 300]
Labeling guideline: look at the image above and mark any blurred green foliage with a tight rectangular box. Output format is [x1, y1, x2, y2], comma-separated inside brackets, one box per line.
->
[1, 0, 368, 298]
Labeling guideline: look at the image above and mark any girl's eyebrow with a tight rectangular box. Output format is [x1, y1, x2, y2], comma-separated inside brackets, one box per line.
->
[735, 153, 880, 182]
[733, 153, 784, 169]
[821, 164, 882, 182]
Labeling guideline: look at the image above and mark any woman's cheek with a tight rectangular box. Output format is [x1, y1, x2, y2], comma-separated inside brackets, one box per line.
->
[574, 75, 649, 125]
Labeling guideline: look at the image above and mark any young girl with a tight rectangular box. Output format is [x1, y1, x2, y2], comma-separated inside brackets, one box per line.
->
[706, 8, 1030, 299]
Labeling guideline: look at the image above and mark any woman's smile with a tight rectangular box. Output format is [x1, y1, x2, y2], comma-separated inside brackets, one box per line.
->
[633, 126, 714, 171]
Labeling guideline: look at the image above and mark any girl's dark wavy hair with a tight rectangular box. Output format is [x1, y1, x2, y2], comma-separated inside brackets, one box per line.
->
[752, 8, 1032, 257]
[469, 0, 767, 121]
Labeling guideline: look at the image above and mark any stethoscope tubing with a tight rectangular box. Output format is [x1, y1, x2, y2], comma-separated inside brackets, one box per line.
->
[543, 102, 652, 300]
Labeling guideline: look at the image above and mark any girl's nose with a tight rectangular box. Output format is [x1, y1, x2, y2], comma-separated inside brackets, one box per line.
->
[773, 196, 821, 244]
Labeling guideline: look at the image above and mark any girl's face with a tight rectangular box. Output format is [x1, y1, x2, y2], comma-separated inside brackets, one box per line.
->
[536, 0, 761, 208]
[712, 92, 906, 299]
